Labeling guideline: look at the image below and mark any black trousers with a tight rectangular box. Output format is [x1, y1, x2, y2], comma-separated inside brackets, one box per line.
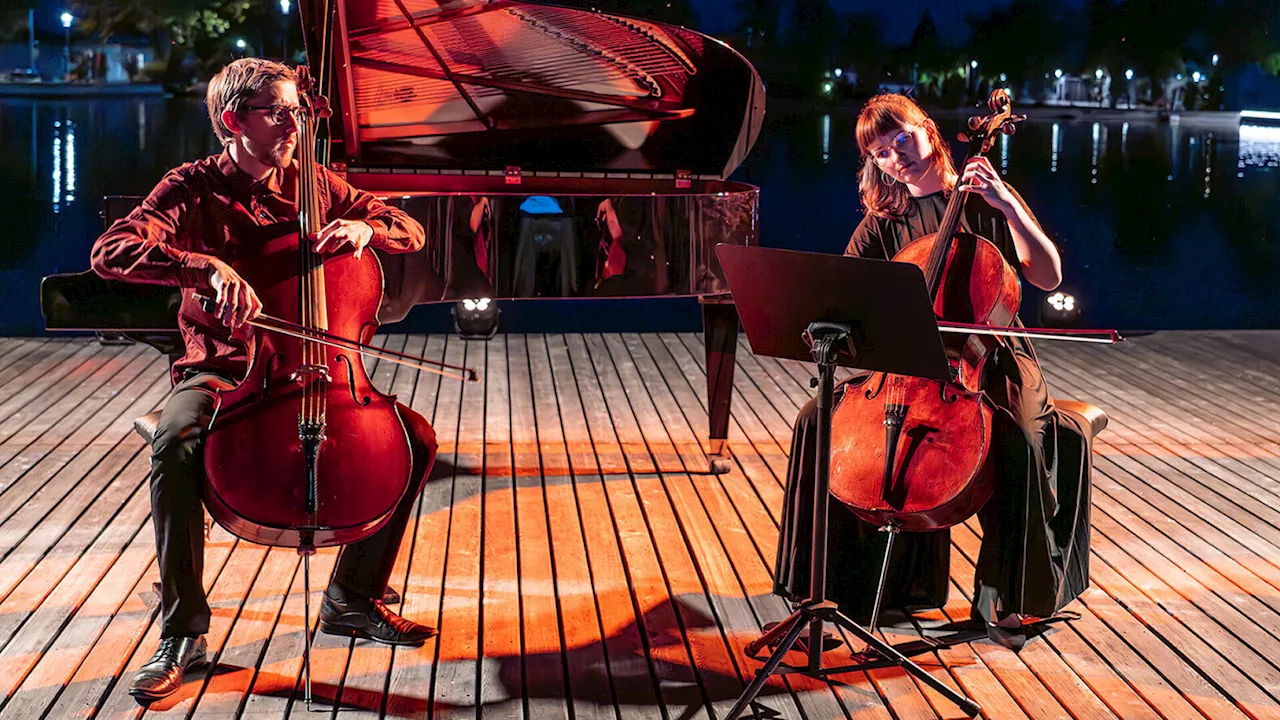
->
[150, 373, 437, 638]
[773, 344, 1092, 625]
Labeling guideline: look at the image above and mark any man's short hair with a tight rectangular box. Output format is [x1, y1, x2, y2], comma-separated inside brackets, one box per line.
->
[205, 58, 298, 144]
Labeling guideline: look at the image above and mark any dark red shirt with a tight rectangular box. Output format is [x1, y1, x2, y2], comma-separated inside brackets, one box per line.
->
[91, 150, 425, 384]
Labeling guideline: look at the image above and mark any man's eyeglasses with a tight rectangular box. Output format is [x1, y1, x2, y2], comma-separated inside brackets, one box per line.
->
[244, 104, 302, 125]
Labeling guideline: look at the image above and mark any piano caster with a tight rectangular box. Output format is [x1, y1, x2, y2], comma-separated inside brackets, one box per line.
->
[704, 439, 731, 475]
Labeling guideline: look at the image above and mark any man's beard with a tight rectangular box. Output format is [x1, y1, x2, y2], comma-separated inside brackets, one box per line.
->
[248, 136, 296, 168]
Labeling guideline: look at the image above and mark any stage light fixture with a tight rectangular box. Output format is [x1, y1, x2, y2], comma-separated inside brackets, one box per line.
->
[453, 297, 499, 340]
[1040, 291, 1081, 328]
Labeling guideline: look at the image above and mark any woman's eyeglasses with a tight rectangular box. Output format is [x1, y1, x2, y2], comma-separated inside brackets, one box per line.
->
[245, 104, 302, 125]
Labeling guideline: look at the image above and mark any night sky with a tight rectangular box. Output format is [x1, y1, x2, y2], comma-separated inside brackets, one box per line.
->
[695, 0, 1085, 45]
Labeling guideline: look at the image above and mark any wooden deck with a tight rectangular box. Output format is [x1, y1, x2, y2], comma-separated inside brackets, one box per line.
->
[0, 330, 1278, 719]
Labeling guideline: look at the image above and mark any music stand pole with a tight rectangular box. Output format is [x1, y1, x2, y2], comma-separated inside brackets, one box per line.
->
[723, 322, 980, 720]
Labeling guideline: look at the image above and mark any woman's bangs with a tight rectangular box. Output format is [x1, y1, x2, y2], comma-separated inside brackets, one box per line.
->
[856, 101, 917, 155]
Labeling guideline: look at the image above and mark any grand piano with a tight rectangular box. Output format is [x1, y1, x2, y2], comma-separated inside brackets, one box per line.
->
[41, 0, 764, 456]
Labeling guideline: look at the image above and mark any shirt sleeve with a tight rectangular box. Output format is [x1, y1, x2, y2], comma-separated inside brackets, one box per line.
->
[89, 169, 214, 288]
[845, 215, 887, 259]
[324, 168, 426, 254]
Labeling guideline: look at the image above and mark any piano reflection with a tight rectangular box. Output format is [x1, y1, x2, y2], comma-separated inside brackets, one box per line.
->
[41, 0, 765, 459]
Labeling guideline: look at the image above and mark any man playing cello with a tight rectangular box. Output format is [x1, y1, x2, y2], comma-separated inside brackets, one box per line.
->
[91, 58, 438, 702]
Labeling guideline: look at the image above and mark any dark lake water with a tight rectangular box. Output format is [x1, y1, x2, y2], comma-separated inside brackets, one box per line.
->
[3, 96, 1279, 336]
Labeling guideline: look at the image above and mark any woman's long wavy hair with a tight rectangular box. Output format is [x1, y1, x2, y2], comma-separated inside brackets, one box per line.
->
[856, 94, 958, 220]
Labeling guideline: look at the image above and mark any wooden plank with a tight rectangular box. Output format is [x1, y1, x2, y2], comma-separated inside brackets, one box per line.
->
[6, 331, 1280, 719]
[0, 353, 164, 589]
[547, 334, 664, 720]
[0, 457, 150, 716]
[151, 528, 273, 717]
[614, 333, 818, 720]
[33, 555, 163, 720]
[654, 335, 920, 719]
[0, 339, 79, 406]
[421, 335, 487, 717]
[1095, 450, 1280, 599]
[0, 341, 125, 462]
[503, 333, 571, 720]
[328, 333, 408, 718]
[523, 335, 617, 720]
[477, 335, 525, 719]
[961, 518, 1280, 720]
[59, 519, 242, 718]
[235, 548, 342, 717]
[0, 339, 52, 383]
[186, 547, 301, 718]
[1044, 357, 1280, 551]
[382, 333, 455, 718]
[573, 333, 724, 719]
[0, 445, 150, 686]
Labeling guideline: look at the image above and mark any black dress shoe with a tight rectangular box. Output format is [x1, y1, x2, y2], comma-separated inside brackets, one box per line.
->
[128, 635, 208, 702]
[319, 595, 436, 647]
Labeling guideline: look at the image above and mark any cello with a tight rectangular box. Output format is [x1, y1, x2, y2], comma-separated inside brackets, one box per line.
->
[200, 66, 420, 551]
[827, 89, 1056, 533]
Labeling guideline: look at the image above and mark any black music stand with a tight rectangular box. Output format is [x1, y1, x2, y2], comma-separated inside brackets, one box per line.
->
[714, 245, 980, 719]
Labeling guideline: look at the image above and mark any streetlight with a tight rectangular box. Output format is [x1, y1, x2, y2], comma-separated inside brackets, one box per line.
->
[1212, 53, 1219, 67]
[280, 0, 291, 60]
[1095, 68, 1104, 80]
[1125, 69, 1134, 80]
[1054, 68, 1063, 79]
[60, 12, 73, 82]
[1192, 71, 1201, 83]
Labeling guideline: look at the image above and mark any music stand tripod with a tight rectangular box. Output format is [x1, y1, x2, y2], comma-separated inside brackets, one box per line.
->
[713, 245, 981, 719]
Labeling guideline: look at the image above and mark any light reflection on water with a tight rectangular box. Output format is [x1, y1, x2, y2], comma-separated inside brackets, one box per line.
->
[1238, 123, 1280, 168]
[1, 97, 1279, 333]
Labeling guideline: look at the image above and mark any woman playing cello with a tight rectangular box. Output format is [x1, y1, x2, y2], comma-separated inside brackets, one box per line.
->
[773, 93, 1093, 650]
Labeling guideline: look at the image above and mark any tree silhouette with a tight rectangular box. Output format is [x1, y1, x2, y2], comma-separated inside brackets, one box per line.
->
[0, 3, 31, 43]
[732, 0, 780, 51]
[838, 10, 887, 94]
[965, 0, 1069, 99]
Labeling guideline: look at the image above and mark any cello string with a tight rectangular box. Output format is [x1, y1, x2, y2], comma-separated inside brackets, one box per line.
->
[301, 103, 316, 425]
[299, 105, 310, 425]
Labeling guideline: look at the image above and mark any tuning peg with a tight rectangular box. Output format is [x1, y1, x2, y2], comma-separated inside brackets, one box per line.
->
[1001, 123, 1017, 136]
[967, 115, 983, 130]
[957, 132, 972, 143]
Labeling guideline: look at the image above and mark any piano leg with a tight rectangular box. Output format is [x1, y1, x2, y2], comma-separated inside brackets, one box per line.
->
[702, 300, 738, 474]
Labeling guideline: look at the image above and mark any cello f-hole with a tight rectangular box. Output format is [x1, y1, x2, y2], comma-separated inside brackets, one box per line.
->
[337, 355, 371, 406]
[864, 373, 888, 400]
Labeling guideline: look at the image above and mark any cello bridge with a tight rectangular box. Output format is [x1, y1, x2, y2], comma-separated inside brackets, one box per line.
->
[290, 364, 333, 385]
[884, 403, 908, 427]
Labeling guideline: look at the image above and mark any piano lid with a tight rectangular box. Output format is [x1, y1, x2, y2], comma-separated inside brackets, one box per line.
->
[299, 0, 765, 179]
